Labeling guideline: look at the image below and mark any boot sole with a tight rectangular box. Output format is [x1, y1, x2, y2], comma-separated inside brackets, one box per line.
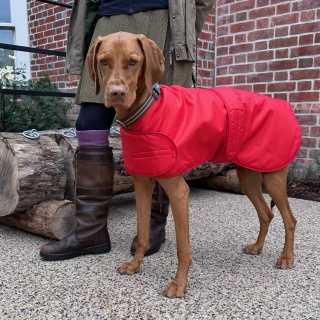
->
[40, 243, 111, 261]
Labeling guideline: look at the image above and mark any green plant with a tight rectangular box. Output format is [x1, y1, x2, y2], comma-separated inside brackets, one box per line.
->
[0, 58, 71, 132]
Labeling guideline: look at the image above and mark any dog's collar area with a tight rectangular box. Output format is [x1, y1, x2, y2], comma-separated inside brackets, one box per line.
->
[116, 84, 160, 128]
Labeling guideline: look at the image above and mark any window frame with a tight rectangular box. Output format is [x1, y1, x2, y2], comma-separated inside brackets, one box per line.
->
[0, 0, 30, 79]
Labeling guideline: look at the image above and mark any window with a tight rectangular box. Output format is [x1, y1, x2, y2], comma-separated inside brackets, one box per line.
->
[0, 0, 30, 78]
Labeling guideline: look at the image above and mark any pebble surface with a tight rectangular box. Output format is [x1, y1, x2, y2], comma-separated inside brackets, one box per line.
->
[0, 188, 319, 319]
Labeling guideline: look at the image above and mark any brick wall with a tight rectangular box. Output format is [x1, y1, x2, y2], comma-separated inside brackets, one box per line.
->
[213, 0, 320, 174]
[27, 0, 79, 123]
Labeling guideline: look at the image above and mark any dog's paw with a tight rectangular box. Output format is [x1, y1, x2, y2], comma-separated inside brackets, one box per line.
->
[243, 243, 263, 255]
[117, 260, 141, 275]
[276, 255, 294, 269]
[162, 279, 187, 298]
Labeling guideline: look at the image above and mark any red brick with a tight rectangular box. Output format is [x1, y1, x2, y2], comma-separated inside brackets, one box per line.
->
[291, 45, 320, 58]
[232, 84, 253, 91]
[310, 126, 320, 137]
[275, 48, 289, 59]
[230, 21, 255, 33]
[300, 10, 316, 21]
[217, 25, 229, 37]
[216, 56, 234, 65]
[249, 7, 276, 19]
[271, 13, 299, 26]
[298, 81, 312, 91]
[257, 0, 269, 7]
[314, 56, 320, 66]
[256, 18, 270, 29]
[248, 50, 274, 62]
[234, 75, 246, 83]
[268, 82, 296, 92]
[255, 41, 268, 51]
[298, 58, 314, 68]
[229, 64, 254, 74]
[275, 71, 288, 81]
[217, 36, 233, 46]
[234, 54, 246, 63]
[292, 0, 320, 11]
[229, 43, 254, 54]
[276, 3, 291, 15]
[269, 59, 297, 70]
[290, 92, 320, 102]
[269, 37, 298, 48]
[290, 69, 320, 80]
[299, 34, 315, 46]
[274, 93, 288, 100]
[247, 72, 273, 83]
[296, 114, 317, 125]
[291, 22, 320, 35]
[294, 104, 312, 113]
[255, 62, 268, 72]
[300, 137, 317, 148]
[216, 76, 233, 85]
[216, 66, 228, 76]
[248, 29, 274, 41]
[310, 104, 320, 113]
[235, 12, 248, 22]
[230, 0, 255, 12]
[253, 83, 267, 93]
[235, 34, 247, 43]
[275, 26, 289, 37]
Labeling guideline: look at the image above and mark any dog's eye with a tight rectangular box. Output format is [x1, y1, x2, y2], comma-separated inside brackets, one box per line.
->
[100, 59, 108, 66]
[129, 59, 137, 66]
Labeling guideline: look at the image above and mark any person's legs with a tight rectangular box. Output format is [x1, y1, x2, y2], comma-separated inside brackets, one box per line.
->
[40, 103, 115, 260]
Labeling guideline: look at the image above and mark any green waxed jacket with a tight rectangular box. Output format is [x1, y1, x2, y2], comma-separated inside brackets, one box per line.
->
[65, 0, 214, 75]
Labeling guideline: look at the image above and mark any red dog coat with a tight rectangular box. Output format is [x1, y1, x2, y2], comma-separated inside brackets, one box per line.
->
[120, 85, 301, 178]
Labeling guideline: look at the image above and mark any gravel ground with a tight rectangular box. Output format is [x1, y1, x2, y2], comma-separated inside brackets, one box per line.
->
[0, 188, 319, 319]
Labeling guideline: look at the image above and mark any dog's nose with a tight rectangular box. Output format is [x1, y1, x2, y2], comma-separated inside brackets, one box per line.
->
[109, 85, 126, 97]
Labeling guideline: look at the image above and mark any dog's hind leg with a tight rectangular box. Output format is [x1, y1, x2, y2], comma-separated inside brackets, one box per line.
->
[262, 166, 296, 269]
[236, 166, 274, 256]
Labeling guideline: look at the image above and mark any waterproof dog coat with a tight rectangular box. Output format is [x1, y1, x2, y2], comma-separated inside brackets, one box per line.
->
[120, 85, 301, 178]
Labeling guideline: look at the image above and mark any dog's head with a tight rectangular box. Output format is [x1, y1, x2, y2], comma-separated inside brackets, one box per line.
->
[86, 32, 165, 110]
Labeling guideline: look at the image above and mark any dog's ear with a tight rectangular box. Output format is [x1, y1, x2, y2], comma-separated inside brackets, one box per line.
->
[137, 35, 165, 95]
[86, 36, 103, 95]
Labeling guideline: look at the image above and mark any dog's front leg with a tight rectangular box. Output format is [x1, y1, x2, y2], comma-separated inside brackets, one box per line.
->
[157, 175, 192, 298]
[117, 175, 154, 275]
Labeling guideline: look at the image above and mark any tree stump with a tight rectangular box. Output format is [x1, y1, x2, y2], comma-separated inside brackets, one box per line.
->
[0, 132, 67, 216]
[0, 200, 76, 239]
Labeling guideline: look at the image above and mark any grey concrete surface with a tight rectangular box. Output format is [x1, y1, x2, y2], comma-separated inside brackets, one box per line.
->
[0, 188, 319, 319]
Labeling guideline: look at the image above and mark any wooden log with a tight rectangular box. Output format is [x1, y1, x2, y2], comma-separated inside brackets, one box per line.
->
[0, 132, 67, 216]
[191, 168, 244, 194]
[0, 200, 76, 239]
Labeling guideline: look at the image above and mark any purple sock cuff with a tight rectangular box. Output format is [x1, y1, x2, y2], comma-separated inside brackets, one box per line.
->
[76, 130, 110, 147]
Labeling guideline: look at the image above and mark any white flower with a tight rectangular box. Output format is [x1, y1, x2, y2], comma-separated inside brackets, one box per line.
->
[8, 55, 16, 60]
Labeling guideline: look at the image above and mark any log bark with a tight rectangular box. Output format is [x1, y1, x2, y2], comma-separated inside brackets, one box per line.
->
[0, 200, 76, 239]
[189, 167, 244, 194]
[0, 132, 67, 216]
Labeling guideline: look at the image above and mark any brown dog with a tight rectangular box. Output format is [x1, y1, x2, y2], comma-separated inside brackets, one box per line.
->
[86, 32, 300, 298]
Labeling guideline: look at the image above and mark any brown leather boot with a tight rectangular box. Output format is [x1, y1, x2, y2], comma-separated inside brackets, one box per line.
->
[40, 146, 114, 261]
[130, 182, 169, 256]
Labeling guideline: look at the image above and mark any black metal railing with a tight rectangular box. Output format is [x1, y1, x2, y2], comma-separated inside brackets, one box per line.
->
[0, 0, 75, 98]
